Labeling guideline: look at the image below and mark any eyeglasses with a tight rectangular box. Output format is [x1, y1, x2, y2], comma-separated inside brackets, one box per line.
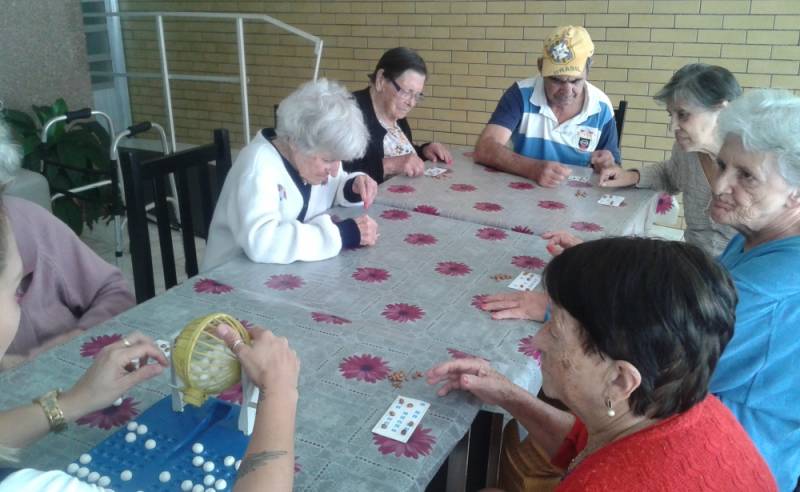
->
[388, 78, 425, 103]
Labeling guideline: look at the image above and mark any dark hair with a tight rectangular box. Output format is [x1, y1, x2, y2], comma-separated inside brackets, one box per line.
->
[368, 47, 427, 84]
[543, 237, 737, 419]
[654, 63, 742, 109]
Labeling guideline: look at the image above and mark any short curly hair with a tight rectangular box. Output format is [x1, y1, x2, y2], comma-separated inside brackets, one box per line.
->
[543, 237, 737, 419]
[0, 119, 22, 190]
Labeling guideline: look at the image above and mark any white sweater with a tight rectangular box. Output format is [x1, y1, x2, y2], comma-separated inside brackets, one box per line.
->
[202, 133, 365, 270]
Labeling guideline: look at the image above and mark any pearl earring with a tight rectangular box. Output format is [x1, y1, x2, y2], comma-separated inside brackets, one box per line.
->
[605, 398, 616, 418]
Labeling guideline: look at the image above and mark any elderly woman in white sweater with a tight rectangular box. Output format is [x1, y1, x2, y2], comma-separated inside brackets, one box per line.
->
[202, 78, 378, 270]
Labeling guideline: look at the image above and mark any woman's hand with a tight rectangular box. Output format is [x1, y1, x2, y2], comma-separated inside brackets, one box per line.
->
[599, 166, 640, 187]
[354, 215, 379, 246]
[60, 332, 168, 420]
[542, 230, 583, 256]
[590, 149, 616, 171]
[422, 142, 453, 165]
[480, 291, 548, 321]
[384, 153, 425, 177]
[427, 358, 517, 407]
[352, 175, 378, 209]
[215, 323, 299, 398]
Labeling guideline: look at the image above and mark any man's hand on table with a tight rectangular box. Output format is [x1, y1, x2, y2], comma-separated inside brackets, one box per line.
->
[531, 160, 571, 187]
[352, 174, 377, 209]
[422, 142, 453, 165]
[355, 215, 379, 246]
[426, 358, 517, 407]
[384, 153, 426, 177]
[590, 149, 616, 172]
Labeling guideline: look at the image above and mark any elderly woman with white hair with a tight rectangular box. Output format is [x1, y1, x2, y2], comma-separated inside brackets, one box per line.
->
[202, 79, 379, 270]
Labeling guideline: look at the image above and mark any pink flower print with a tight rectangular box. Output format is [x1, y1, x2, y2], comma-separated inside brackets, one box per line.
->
[339, 354, 391, 383]
[476, 227, 508, 241]
[311, 312, 351, 325]
[511, 255, 546, 270]
[387, 185, 416, 194]
[265, 274, 305, 291]
[538, 200, 566, 210]
[80, 334, 123, 358]
[238, 319, 256, 330]
[352, 267, 391, 283]
[374, 426, 436, 459]
[194, 278, 233, 294]
[448, 348, 479, 360]
[76, 397, 139, 430]
[512, 225, 534, 235]
[405, 233, 437, 246]
[218, 382, 243, 404]
[380, 209, 411, 221]
[508, 181, 535, 190]
[435, 261, 472, 277]
[450, 183, 477, 192]
[474, 202, 503, 212]
[471, 294, 490, 311]
[413, 204, 440, 216]
[518, 335, 542, 365]
[566, 180, 592, 188]
[656, 193, 674, 214]
[382, 303, 425, 323]
[294, 458, 301, 475]
[571, 221, 603, 232]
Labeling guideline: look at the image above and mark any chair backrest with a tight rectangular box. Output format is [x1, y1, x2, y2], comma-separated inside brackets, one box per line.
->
[615, 100, 628, 144]
[121, 128, 232, 304]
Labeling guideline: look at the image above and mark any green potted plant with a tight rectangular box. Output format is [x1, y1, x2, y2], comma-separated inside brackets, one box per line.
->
[1, 98, 114, 234]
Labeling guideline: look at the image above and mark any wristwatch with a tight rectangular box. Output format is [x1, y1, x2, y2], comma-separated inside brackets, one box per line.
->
[33, 390, 67, 433]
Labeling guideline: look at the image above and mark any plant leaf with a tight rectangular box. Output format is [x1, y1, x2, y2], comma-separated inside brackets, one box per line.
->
[52, 199, 83, 235]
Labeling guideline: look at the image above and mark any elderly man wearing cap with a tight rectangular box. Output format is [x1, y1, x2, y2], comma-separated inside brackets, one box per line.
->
[474, 26, 620, 187]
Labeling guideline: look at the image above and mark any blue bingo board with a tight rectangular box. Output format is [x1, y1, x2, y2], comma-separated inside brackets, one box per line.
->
[66, 396, 249, 491]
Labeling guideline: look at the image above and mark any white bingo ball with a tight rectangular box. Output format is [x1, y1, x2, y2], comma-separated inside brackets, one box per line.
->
[79, 453, 92, 464]
[66, 463, 79, 474]
[206, 488, 215, 492]
[77, 467, 89, 478]
[136, 424, 148, 435]
[192, 485, 205, 492]
[235, 460, 241, 470]
[120, 470, 132, 481]
[113, 397, 123, 406]
[127, 421, 138, 431]
[145, 439, 156, 450]
[181, 480, 194, 491]
[87, 471, 100, 482]
[192, 442, 204, 454]
[98, 476, 111, 487]
[125, 432, 136, 443]
[214, 479, 227, 490]
[203, 474, 215, 486]
[202, 461, 215, 472]
[159, 471, 171, 482]
[223, 456, 235, 467]
[192, 456, 205, 467]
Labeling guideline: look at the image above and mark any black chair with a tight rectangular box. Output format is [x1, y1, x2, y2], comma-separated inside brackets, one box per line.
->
[121, 128, 232, 304]
[615, 99, 628, 144]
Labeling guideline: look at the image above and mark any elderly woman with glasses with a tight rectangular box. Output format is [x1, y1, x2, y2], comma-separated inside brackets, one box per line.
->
[343, 47, 452, 183]
[202, 78, 379, 270]
[428, 237, 775, 490]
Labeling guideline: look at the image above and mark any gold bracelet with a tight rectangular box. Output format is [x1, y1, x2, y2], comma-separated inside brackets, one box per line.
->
[33, 390, 67, 433]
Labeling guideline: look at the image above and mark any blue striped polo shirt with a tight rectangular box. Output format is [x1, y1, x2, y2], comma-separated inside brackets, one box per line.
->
[488, 76, 620, 166]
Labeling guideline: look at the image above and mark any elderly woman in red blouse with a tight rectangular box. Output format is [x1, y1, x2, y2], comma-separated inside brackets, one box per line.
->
[428, 237, 775, 490]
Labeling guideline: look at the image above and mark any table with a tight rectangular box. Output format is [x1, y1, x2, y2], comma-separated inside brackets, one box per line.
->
[0, 204, 547, 491]
[375, 147, 659, 238]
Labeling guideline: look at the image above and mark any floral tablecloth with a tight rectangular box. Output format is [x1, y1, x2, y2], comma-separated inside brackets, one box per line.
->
[0, 204, 547, 491]
[375, 148, 660, 239]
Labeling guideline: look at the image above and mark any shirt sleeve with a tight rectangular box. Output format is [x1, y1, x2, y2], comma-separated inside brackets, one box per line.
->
[636, 146, 683, 194]
[488, 83, 524, 131]
[595, 117, 621, 164]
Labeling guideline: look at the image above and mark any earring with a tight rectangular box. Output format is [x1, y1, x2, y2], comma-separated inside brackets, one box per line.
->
[605, 398, 615, 418]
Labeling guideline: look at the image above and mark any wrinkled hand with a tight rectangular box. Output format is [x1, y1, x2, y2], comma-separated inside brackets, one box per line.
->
[216, 323, 299, 398]
[422, 142, 453, 165]
[426, 358, 517, 407]
[62, 332, 168, 417]
[533, 161, 571, 187]
[479, 291, 548, 321]
[354, 215, 379, 246]
[542, 230, 583, 256]
[590, 150, 616, 171]
[599, 166, 639, 187]
[352, 174, 377, 209]
[384, 153, 426, 177]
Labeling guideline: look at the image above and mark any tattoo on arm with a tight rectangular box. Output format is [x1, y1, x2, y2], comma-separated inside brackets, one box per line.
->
[236, 450, 288, 480]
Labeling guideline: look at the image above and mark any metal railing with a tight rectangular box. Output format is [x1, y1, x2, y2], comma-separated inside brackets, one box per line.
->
[83, 11, 324, 150]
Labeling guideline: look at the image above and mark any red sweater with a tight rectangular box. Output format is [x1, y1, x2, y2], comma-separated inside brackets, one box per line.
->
[553, 396, 776, 491]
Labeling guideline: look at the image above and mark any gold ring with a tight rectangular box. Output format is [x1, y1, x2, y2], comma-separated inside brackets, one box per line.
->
[122, 338, 132, 347]
[231, 339, 245, 354]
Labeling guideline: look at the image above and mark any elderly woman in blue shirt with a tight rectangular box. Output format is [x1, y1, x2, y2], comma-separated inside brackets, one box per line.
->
[480, 89, 800, 490]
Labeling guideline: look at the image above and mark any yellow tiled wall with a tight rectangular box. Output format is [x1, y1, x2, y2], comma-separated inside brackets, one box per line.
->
[119, 0, 800, 228]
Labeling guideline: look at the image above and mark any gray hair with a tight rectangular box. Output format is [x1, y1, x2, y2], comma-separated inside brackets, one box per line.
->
[655, 63, 742, 109]
[0, 119, 22, 190]
[275, 78, 368, 161]
[718, 89, 800, 187]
